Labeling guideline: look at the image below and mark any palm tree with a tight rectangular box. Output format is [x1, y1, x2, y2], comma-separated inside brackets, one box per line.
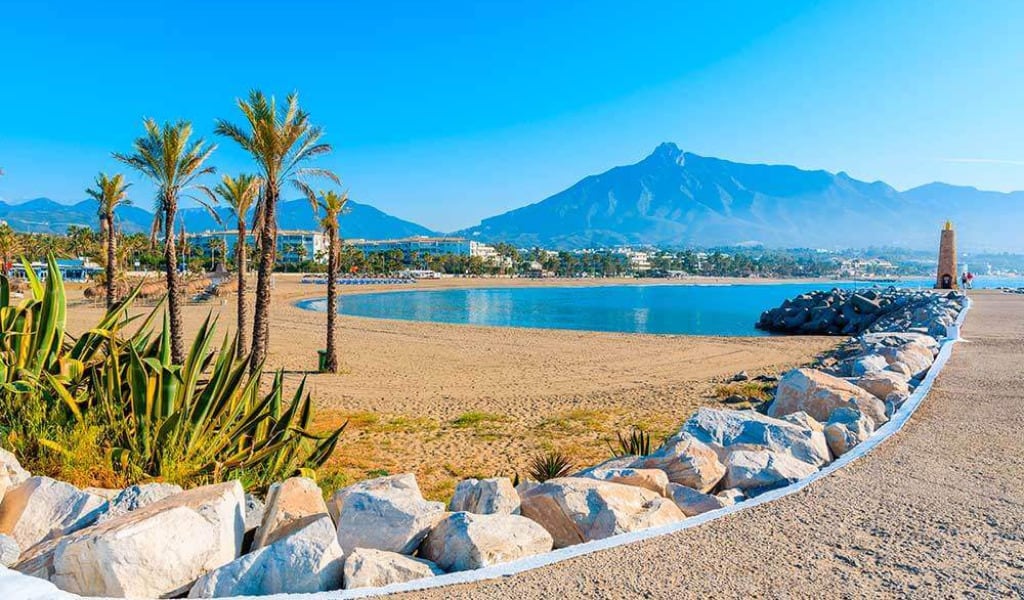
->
[114, 119, 216, 363]
[0, 224, 21, 274]
[216, 90, 337, 371]
[213, 173, 261, 358]
[310, 190, 348, 373]
[86, 173, 132, 308]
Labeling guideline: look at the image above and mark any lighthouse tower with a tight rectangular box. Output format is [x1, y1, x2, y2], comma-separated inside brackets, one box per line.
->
[935, 220, 957, 289]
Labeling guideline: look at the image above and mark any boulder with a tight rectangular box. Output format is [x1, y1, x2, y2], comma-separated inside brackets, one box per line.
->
[82, 488, 121, 501]
[681, 408, 831, 468]
[850, 354, 888, 376]
[420, 512, 553, 572]
[343, 548, 443, 590]
[519, 478, 684, 548]
[0, 448, 29, 504]
[665, 483, 725, 517]
[254, 476, 329, 550]
[769, 368, 888, 427]
[0, 533, 18, 567]
[577, 467, 669, 496]
[0, 565, 79, 599]
[722, 450, 819, 492]
[18, 481, 244, 598]
[878, 342, 934, 378]
[629, 435, 725, 492]
[97, 482, 183, 523]
[188, 514, 343, 597]
[855, 371, 911, 401]
[780, 411, 824, 432]
[449, 477, 520, 515]
[859, 332, 939, 355]
[0, 477, 108, 550]
[824, 407, 875, 457]
[715, 488, 746, 506]
[330, 474, 445, 555]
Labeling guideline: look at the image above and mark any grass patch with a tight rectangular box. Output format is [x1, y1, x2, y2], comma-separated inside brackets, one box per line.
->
[537, 408, 615, 434]
[713, 381, 774, 402]
[451, 411, 509, 428]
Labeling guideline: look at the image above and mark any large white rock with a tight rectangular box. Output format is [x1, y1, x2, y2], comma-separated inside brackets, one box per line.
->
[0, 477, 107, 550]
[0, 533, 18, 567]
[420, 511, 553, 572]
[769, 368, 888, 427]
[449, 477, 520, 515]
[519, 477, 684, 548]
[824, 407, 876, 457]
[254, 476, 329, 549]
[97, 482, 182, 523]
[330, 474, 445, 555]
[188, 513, 343, 597]
[665, 483, 726, 517]
[17, 481, 244, 598]
[879, 342, 934, 378]
[722, 450, 819, 491]
[577, 467, 669, 496]
[343, 547, 443, 589]
[681, 408, 831, 468]
[850, 354, 888, 376]
[855, 371, 911, 401]
[0, 448, 30, 504]
[715, 488, 746, 506]
[0, 565, 79, 600]
[629, 435, 725, 492]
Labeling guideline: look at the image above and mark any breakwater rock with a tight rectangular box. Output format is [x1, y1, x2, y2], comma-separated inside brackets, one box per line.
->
[756, 287, 966, 337]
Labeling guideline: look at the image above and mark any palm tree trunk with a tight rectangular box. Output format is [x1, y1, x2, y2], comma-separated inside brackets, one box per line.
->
[235, 221, 248, 359]
[164, 205, 185, 363]
[105, 214, 116, 309]
[324, 229, 338, 373]
[250, 189, 276, 372]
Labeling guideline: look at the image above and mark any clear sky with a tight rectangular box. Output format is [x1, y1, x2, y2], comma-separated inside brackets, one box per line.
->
[1, 1, 1022, 231]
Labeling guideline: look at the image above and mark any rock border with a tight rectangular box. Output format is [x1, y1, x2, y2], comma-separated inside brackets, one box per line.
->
[0, 297, 972, 600]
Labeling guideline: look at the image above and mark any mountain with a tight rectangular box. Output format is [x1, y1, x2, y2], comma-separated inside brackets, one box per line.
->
[459, 143, 1024, 252]
[0, 197, 436, 240]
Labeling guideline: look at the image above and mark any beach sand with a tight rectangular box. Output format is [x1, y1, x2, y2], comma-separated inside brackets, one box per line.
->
[63, 274, 838, 500]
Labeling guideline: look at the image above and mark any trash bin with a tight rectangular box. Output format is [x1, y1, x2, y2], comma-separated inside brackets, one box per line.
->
[317, 349, 328, 372]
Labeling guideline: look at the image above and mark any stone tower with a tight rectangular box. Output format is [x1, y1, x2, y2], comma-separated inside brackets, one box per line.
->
[935, 220, 957, 289]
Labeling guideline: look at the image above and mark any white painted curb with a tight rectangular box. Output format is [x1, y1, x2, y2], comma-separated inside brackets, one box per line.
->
[0, 298, 972, 600]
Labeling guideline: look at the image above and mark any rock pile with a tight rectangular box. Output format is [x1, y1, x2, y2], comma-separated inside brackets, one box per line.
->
[756, 287, 965, 337]
[0, 289, 965, 598]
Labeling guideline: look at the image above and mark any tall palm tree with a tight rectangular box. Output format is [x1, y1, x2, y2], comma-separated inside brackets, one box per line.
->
[114, 119, 216, 363]
[213, 173, 262, 358]
[215, 90, 337, 371]
[0, 224, 21, 274]
[86, 173, 132, 308]
[310, 190, 348, 373]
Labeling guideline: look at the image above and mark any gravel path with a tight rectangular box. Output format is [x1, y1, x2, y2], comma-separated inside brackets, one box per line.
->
[399, 290, 1024, 599]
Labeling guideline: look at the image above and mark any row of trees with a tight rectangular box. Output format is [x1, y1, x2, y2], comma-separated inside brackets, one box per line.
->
[31, 91, 346, 373]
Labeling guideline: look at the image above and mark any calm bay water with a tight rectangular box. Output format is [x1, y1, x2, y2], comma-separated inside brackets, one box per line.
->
[297, 278, 1019, 336]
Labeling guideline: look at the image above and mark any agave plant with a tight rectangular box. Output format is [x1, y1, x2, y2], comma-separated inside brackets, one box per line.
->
[608, 426, 652, 458]
[527, 450, 574, 482]
[0, 255, 344, 488]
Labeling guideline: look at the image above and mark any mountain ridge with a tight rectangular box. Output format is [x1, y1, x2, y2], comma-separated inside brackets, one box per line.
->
[457, 143, 1024, 252]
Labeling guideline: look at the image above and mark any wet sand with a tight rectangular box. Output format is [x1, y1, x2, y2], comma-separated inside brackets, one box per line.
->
[64, 274, 837, 500]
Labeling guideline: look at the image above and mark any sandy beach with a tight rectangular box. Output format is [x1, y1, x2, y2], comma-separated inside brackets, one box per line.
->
[64, 274, 837, 500]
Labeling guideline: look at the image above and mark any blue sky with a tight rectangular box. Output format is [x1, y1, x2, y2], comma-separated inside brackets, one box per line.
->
[0, 1, 1022, 231]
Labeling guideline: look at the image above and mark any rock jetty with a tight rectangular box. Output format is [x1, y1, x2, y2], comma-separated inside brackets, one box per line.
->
[756, 287, 965, 337]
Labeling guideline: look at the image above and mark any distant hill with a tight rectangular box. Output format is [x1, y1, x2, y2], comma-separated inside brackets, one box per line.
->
[0, 197, 436, 240]
[458, 143, 1024, 252]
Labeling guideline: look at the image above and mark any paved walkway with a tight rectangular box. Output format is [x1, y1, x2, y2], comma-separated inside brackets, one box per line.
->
[402, 291, 1024, 599]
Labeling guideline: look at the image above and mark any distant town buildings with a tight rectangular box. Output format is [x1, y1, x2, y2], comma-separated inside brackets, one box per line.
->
[346, 236, 498, 262]
[187, 230, 329, 264]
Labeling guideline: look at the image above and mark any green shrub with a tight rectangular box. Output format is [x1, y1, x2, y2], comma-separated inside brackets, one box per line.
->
[527, 450, 574, 482]
[608, 426, 652, 457]
[0, 256, 345, 490]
